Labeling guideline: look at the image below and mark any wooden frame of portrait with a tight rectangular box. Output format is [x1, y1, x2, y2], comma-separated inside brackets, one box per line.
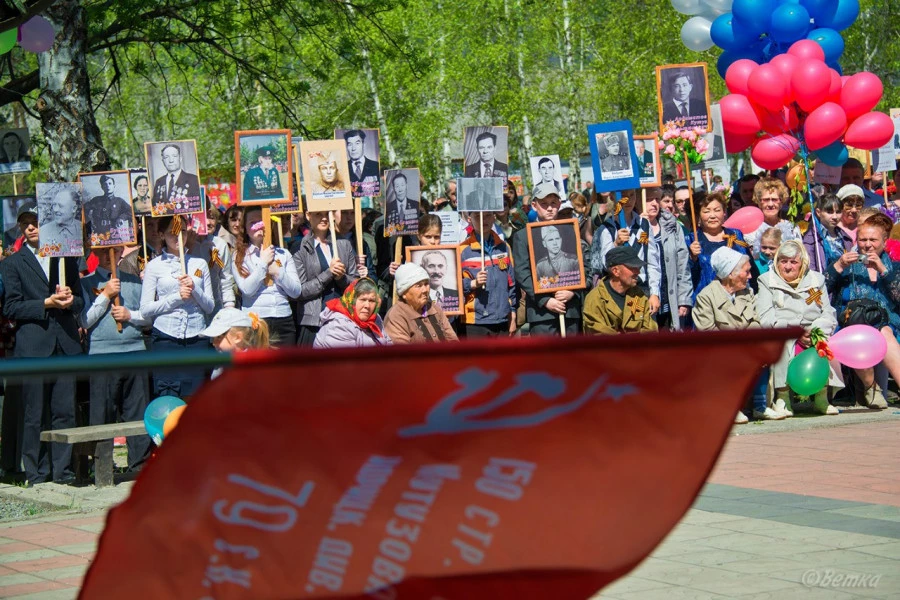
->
[77, 169, 138, 249]
[634, 135, 661, 188]
[299, 139, 353, 212]
[404, 243, 464, 317]
[525, 218, 586, 294]
[143, 139, 202, 216]
[655, 62, 712, 134]
[235, 129, 292, 206]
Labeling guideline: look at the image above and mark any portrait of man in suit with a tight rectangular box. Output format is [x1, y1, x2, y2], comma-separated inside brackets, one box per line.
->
[37, 184, 83, 257]
[464, 130, 509, 179]
[535, 225, 580, 279]
[420, 249, 457, 306]
[658, 65, 710, 131]
[385, 170, 419, 228]
[458, 177, 503, 213]
[343, 129, 380, 197]
[83, 173, 135, 246]
[530, 155, 564, 197]
[150, 143, 201, 213]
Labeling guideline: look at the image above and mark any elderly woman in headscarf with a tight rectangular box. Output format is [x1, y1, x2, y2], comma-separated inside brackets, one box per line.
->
[383, 263, 458, 344]
[757, 240, 842, 417]
[314, 278, 390, 348]
[694, 247, 780, 423]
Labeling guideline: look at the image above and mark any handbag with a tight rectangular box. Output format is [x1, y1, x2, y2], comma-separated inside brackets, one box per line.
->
[839, 298, 889, 329]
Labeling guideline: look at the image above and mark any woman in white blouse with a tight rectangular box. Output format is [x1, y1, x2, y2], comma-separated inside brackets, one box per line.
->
[232, 208, 303, 346]
[140, 215, 215, 399]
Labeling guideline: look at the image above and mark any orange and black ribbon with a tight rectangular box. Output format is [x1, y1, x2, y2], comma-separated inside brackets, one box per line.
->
[724, 234, 749, 249]
[637, 231, 649, 245]
[211, 248, 224, 269]
[613, 198, 629, 216]
[171, 217, 183, 236]
[805, 288, 823, 307]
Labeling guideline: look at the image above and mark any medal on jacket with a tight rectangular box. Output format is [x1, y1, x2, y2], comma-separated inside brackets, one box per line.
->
[194, 269, 203, 278]
[497, 256, 509, 270]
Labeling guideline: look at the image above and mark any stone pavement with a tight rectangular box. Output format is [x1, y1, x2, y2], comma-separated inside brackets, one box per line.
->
[0, 415, 898, 599]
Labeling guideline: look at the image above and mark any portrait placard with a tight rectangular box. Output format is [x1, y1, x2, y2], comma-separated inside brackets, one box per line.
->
[871, 143, 895, 174]
[587, 120, 641, 193]
[1, 195, 34, 253]
[299, 140, 353, 212]
[235, 129, 292, 205]
[891, 108, 900, 160]
[144, 139, 202, 215]
[189, 188, 209, 236]
[463, 126, 509, 183]
[529, 155, 565, 195]
[335, 128, 381, 198]
[656, 63, 711, 133]
[695, 103, 728, 185]
[457, 177, 503, 213]
[0, 128, 31, 174]
[813, 163, 841, 185]
[431, 211, 461, 245]
[526, 218, 585, 294]
[383, 168, 421, 237]
[36, 182, 84, 257]
[847, 146, 870, 176]
[405, 244, 463, 316]
[78, 170, 137, 248]
[128, 168, 152, 217]
[633, 136, 661, 188]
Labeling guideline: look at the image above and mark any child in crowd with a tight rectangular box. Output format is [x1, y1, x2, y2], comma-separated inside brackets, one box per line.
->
[755, 228, 782, 275]
[744, 177, 801, 259]
[459, 210, 517, 337]
[200, 308, 271, 379]
[804, 193, 853, 272]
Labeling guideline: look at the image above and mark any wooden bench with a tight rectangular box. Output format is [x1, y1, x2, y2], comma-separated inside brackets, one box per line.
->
[40, 421, 146, 487]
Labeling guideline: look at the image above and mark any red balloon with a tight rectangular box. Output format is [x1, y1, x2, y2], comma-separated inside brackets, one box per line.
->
[844, 111, 894, 150]
[826, 70, 842, 103]
[724, 130, 758, 153]
[721, 94, 762, 136]
[785, 105, 800, 131]
[840, 72, 884, 122]
[769, 54, 799, 103]
[748, 64, 788, 111]
[788, 40, 826, 62]
[752, 134, 800, 170]
[725, 59, 759, 96]
[757, 105, 787, 136]
[804, 102, 848, 150]
[791, 60, 831, 112]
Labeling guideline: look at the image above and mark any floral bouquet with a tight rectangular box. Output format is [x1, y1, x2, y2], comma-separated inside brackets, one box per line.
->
[658, 121, 709, 165]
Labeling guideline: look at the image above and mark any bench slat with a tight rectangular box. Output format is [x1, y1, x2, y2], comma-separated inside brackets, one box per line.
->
[40, 421, 146, 444]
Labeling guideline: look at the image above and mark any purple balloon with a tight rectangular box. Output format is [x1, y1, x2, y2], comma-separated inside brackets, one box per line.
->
[19, 16, 54, 53]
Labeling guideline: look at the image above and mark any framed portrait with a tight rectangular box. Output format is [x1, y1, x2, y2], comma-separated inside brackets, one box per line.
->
[633, 136, 661, 188]
[526, 218, 585, 294]
[463, 126, 509, 183]
[457, 177, 503, 213]
[144, 139, 202, 216]
[235, 129, 292, 206]
[188, 187, 209, 236]
[128, 168, 152, 218]
[1, 195, 34, 254]
[695, 103, 728, 185]
[891, 108, 900, 160]
[383, 168, 421, 237]
[656, 63, 711, 133]
[0, 128, 31, 175]
[335, 128, 381, 198]
[36, 182, 84, 258]
[78, 170, 137, 248]
[405, 244, 463, 316]
[268, 143, 304, 215]
[529, 154, 565, 196]
[299, 139, 353, 212]
[587, 120, 641, 193]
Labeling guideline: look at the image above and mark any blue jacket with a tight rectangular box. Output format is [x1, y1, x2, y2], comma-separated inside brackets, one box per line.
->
[460, 230, 517, 325]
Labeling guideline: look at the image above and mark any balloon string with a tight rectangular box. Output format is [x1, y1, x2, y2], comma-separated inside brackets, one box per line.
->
[799, 141, 824, 272]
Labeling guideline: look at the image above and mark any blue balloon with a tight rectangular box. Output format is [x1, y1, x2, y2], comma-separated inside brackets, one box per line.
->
[770, 4, 812, 43]
[711, 14, 759, 51]
[801, 0, 836, 20]
[816, 141, 849, 166]
[717, 45, 765, 77]
[815, 0, 859, 31]
[144, 395, 186, 445]
[808, 27, 845, 63]
[826, 61, 843, 75]
[733, 0, 777, 27]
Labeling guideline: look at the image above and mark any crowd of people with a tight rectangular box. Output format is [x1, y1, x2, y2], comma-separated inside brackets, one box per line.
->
[0, 156, 898, 486]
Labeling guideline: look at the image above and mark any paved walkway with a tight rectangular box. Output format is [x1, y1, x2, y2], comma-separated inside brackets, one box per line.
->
[1, 417, 898, 599]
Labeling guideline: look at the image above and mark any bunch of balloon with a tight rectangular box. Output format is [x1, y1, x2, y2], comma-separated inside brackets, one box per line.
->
[144, 396, 186, 446]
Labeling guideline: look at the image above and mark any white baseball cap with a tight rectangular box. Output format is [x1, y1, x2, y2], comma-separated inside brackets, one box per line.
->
[200, 308, 253, 338]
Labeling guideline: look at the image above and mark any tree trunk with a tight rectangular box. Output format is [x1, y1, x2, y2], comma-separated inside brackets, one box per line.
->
[36, 0, 109, 181]
[512, 0, 533, 180]
[437, 1, 451, 188]
[561, 0, 580, 190]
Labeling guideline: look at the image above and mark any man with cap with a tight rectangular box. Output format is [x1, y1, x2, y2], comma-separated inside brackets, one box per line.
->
[583, 245, 657, 334]
[1, 202, 83, 486]
[243, 145, 284, 201]
[513, 184, 583, 335]
[83, 174, 134, 244]
[383, 263, 458, 343]
[535, 224, 580, 279]
[310, 151, 346, 195]
[599, 133, 631, 174]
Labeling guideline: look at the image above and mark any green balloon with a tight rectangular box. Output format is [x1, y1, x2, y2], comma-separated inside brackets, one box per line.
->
[0, 28, 16, 55]
[787, 347, 830, 396]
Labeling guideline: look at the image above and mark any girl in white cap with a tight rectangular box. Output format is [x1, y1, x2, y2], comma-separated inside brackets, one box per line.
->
[200, 308, 271, 379]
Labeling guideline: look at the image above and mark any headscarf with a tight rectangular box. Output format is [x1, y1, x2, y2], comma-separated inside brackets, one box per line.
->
[711, 247, 745, 280]
[325, 277, 383, 337]
[773, 239, 809, 288]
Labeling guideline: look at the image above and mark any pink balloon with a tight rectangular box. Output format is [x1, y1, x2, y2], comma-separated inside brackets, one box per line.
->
[769, 54, 799, 103]
[751, 134, 800, 170]
[18, 16, 54, 53]
[804, 102, 847, 150]
[724, 130, 758, 153]
[723, 206, 765, 234]
[844, 111, 895, 150]
[829, 325, 887, 369]
[840, 72, 884, 122]
[788, 40, 826, 62]
[721, 94, 762, 136]
[748, 64, 788, 111]
[791, 60, 832, 112]
[725, 59, 759, 96]
[826, 70, 843, 103]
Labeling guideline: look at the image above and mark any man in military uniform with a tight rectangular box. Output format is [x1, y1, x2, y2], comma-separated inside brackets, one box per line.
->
[600, 133, 631, 174]
[535, 224, 580, 279]
[243, 145, 283, 201]
[84, 175, 134, 244]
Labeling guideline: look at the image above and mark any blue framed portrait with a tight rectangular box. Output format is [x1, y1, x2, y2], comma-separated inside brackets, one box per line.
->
[587, 120, 641, 194]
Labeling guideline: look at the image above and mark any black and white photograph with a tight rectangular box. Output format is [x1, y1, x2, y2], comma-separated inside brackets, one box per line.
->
[299, 139, 353, 212]
[890, 108, 900, 160]
[79, 170, 137, 248]
[457, 177, 504, 213]
[1, 195, 35, 251]
[633, 136, 661, 188]
[463, 126, 509, 181]
[145, 139, 202, 215]
[406, 244, 463, 316]
[656, 63, 711, 132]
[0, 128, 31, 174]
[335, 128, 381, 198]
[235, 129, 292, 205]
[526, 218, 585, 294]
[529, 154, 565, 196]
[36, 182, 84, 257]
[129, 169, 152, 217]
[587, 120, 641, 193]
[383, 168, 420, 237]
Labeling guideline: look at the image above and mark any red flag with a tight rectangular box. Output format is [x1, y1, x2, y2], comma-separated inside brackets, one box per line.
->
[80, 329, 794, 599]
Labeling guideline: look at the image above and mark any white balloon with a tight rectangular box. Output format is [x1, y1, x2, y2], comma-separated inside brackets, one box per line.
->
[681, 16, 714, 51]
[670, 0, 705, 16]
[702, 0, 733, 11]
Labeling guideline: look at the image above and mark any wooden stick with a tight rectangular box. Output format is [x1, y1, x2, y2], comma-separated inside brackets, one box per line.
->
[640, 188, 647, 217]
[262, 207, 272, 248]
[559, 313, 566, 338]
[354, 202, 364, 258]
[392, 237, 403, 305]
[109, 248, 123, 333]
[271, 214, 283, 248]
[177, 230, 186, 275]
[12, 173, 17, 195]
[684, 154, 698, 239]
[479, 212, 485, 270]
[140, 216, 148, 268]
[328, 210, 339, 253]
[884, 172, 890, 208]
[59, 257, 66, 289]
